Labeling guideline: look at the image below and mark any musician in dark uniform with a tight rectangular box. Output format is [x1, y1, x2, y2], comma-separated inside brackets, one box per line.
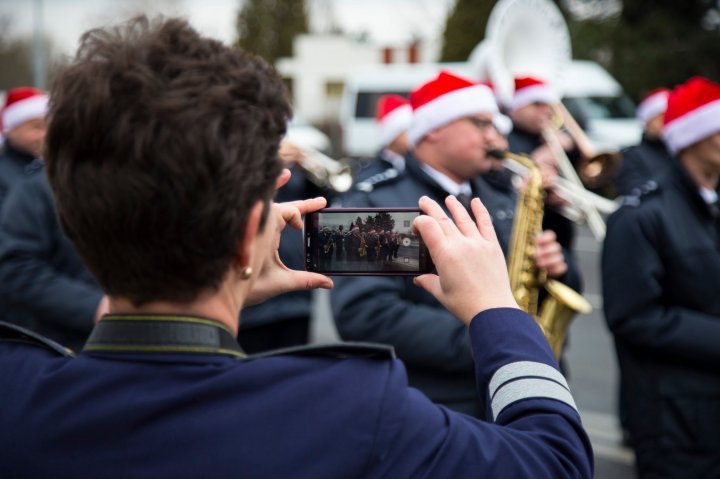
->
[0, 17, 593, 478]
[354, 94, 411, 182]
[614, 88, 673, 197]
[506, 76, 578, 251]
[333, 71, 580, 417]
[602, 77, 720, 479]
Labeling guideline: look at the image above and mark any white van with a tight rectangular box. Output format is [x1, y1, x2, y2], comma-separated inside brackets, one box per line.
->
[340, 60, 641, 158]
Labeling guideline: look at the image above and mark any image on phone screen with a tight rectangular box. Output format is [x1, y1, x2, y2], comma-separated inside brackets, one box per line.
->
[305, 208, 434, 276]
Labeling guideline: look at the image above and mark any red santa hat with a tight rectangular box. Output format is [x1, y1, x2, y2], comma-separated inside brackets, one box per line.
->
[636, 88, 670, 125]
[662, 77, 720, 154]
[508, 76, 558, 112]
[2, 87, 49, 133]
[407, 71, 498, 146]
[376, 95, 412, 147]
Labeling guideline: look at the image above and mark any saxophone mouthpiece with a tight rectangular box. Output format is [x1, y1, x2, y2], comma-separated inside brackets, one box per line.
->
[486, 148, 507, 160]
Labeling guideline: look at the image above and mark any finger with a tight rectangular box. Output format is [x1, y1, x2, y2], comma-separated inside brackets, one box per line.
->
[413, 274, 442, 299]
[412, 215, 446, 253]
[281, 197, 327, 229]
[445, 196, 479, 238]
[275, 168, 292, 190]
[470, 198, 499, 243]
[292, 271, 334, 290]
[418, 196, 457, 238]
[535, 229, 557, 245]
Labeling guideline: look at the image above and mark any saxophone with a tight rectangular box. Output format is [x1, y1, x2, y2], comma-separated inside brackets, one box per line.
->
[505, 152, 592, 359]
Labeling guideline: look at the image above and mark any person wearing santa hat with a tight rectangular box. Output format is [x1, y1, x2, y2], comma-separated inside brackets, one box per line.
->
[0, 87, 48, 210]
[602, 76, 720, 479]
[334, 71, 580, 417]
[614, 88, 673, 196]
[506, 76, 579, 254]
[355, 95, 412, 183]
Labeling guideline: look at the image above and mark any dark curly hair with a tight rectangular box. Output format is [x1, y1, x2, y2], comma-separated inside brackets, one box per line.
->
[45, 16, 289, 305]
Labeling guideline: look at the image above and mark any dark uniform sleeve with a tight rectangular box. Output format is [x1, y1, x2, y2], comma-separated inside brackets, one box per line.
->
[0, 176, 101, 331]
[366, 308, 593, 478]
[602, 206, 720, 363]
[614, 146, 647, 197]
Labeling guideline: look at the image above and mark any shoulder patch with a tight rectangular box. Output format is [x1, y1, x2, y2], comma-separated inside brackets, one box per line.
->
[355, 167, 400, 193]
[621, 179, 660, 207]
[246, 341, 396, 361]
[0, 321, 75, 357]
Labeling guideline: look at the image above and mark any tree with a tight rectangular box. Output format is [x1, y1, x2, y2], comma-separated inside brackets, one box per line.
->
[235, 0, 308, 65]
[439, 0, 493, 62]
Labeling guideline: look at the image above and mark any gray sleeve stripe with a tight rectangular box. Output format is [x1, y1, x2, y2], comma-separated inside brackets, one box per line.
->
[491, 377, 578, 421]
[489, 360, 569, 398]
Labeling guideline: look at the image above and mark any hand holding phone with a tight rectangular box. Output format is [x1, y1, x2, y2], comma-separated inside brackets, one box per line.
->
[413, 195, 519, 325]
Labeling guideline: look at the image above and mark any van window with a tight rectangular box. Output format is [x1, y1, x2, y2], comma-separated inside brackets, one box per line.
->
[355, 91, 409, 119]
[563, 95, 636, 122]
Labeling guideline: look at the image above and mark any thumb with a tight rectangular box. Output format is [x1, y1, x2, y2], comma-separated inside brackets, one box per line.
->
[413, 274, 442, 299]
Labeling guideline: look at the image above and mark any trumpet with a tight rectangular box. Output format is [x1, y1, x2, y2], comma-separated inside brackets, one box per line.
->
[279, 141, 354, 193]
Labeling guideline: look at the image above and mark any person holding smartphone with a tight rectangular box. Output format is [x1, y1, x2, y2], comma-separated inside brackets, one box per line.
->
[333, 71, 580, 417]
[0, 16, 593, 478]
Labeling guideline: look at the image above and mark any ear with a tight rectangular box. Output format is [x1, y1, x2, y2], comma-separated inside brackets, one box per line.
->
[235, 201, 265, 269]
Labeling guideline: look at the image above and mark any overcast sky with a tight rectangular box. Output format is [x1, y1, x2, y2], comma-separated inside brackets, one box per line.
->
[0, 0, 453, 57]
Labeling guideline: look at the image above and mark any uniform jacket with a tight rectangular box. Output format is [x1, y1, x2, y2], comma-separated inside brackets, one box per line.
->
[614, 135, 672, 197]
[602, 161, 720, 478]
[0, 170, 101, 350]
[0, 309, 593, 479]
[0, 141, 41, 210]
[353, 148, 404, 184]
[331, 153, 581, 416]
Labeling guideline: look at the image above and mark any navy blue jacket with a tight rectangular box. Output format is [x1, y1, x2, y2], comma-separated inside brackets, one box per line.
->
[0, 308, 592, 478]
[602, 161, 720, 478]
[332, 154, 581, 416]
[0, 170, 101, 350]
[614, 135, 672, 197]
[0, 141, 42, 210]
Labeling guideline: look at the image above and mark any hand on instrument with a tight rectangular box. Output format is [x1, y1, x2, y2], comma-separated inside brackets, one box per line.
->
[533, 230, 568, 279]
[244, 169, 333, 306]
[412, 195, 519, 325]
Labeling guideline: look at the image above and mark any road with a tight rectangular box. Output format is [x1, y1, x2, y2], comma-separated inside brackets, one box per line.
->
[309, 224, 636, 479]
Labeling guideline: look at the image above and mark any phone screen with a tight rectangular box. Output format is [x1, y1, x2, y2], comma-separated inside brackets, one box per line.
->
[304, 208, 434, 276]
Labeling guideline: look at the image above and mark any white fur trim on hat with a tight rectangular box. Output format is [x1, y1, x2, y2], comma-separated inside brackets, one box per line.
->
[509, 84, 558, 111]
[636, 92, 668, 124]
[2, 95, 48, 132]
[379, 104, 412, 147]
[493, 114, 513, 136]
[408, 85, 498, 146]
[662, 99, 720, 154]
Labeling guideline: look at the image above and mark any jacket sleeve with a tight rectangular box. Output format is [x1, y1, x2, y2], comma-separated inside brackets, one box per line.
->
[0, 177, 101, 332]
[366, 308, 593, 479]
[602, 206, 720, 363]
[614, 147, 646, 197]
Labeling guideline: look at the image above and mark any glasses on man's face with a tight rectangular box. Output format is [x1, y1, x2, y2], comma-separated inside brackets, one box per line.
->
[464, 117, 495, 132]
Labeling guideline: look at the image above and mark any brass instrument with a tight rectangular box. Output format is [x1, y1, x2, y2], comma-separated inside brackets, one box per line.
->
[551, 102, 622, 193]
[506, 151, 592, 359]
[279, 141, 354, 193]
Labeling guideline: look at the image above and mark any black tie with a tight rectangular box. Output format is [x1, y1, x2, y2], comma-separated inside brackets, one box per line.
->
[456, 192, 472, 211]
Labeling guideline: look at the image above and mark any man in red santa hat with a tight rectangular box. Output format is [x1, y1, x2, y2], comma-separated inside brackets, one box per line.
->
[602, 76, 720, 479]
[0, 87, 48, 209]
[614, 88, 673, 196]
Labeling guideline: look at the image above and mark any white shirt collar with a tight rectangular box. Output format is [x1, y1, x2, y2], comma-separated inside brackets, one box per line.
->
[380, 148, 406, 172]
[419, 163, 472, 197]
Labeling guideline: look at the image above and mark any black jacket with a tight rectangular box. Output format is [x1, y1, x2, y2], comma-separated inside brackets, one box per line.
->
[602, 161, 720, 478]
[615, 135, 673, 197]
[0, 170, 102, 351]
[0, 141, 42, 210]
[331, 153, 581, 416]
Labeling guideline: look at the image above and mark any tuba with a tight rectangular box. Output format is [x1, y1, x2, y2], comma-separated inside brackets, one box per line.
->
[505, 151, 592, 359]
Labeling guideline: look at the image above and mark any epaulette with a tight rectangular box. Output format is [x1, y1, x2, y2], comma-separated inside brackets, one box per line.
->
[246, 341, 395, 361]
[0, 321, 75, 357]
[621, 179, 660, 207]
[355, 167, 400, 193]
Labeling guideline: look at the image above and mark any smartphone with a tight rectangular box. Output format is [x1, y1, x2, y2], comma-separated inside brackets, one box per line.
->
[304, 208, 435, 276]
